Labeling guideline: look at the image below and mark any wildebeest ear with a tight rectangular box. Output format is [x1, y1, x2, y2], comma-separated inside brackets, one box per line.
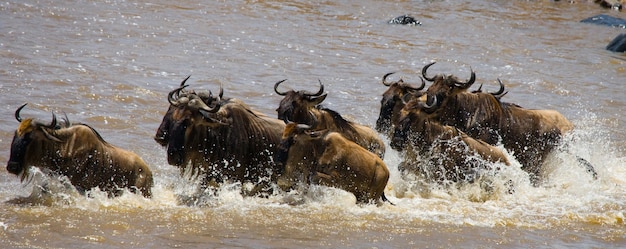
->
[308, 94, 327, 106]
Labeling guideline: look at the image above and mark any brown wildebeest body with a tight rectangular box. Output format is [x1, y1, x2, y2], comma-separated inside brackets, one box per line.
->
[391, 99, 510, 182]
[274, 79, 386, 159]
[275, 123, 390, 204]
[419, 62, 573, 182]
[155, 78, 285, 188]
[7, 105, 153, 198]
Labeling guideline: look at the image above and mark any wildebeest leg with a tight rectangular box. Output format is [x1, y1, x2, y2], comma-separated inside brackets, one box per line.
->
[576, 157, 598, 180]
[380, 193, 395, 206]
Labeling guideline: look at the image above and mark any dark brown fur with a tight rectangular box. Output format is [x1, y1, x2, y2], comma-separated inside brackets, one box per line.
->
[155, 81, 285, 188]
[420, 62, 573, 182]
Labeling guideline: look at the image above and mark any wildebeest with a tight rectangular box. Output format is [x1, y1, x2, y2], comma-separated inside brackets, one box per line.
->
[375, 72, 426, 136]
[154, 77, 286, 191]
[275, 122, 391, 204]
[7, 103, 153, 198]
[390, 98, 510, 183]
[274, 79, 386, 159]
[419, 62, 576, 183]
[388, 15, 422, 26]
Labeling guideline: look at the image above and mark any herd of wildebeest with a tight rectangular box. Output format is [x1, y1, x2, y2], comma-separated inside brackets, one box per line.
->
[6, 62, 598, 205]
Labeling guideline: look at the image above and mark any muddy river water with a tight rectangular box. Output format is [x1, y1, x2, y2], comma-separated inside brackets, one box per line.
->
[1, 0, 626, 248]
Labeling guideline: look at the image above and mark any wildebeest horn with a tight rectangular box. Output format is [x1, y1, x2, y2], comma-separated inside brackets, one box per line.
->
[454, 67, 476, 89]
[296, 123, 313, 131]
[204, 99, 221, 113]
[421, 62, 437, 82]
[274, 79, 288, 96]
[303, 80, 324, 97]
[15, 103, 28, 122]
[420, 95, 438, 110]
[400, 92, 413, 105]
[307, 111, 319, 128]
[412, 77, 426, 91]
[47, 112, 58, 129]
[382, 72, 396, 86]
[168, 85, 189, 106]
[490, 79, 508, 98]
[218, 84, 224, 99]
[61, 112, 71, 128]
[180, 75, 191, 87]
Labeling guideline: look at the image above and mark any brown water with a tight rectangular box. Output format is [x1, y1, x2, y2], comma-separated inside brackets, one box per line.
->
[1, 0, 626, 248]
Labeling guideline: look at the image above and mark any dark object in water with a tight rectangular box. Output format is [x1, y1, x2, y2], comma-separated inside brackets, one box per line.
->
[606, 33, 626, 52]
[595, 0, 623, 10]
[580, 14, 626, 28]
[389, 15, 421, 26]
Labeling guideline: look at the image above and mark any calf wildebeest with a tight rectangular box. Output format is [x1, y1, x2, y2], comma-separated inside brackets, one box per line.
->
[390, 98, 510, 183]
[419, 62, 578, 183]
[7, 103, 153, 198]
[375, 72, 426, 136]
[274, 79, 386, 159]
[154, 77, 286, 192]
[275, 122, 391, 204]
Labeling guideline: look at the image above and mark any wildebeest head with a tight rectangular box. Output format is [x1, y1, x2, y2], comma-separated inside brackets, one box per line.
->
[7, 103, 63, 178]
[274, 79, 326, 124]
[375, 72, 426, 134]
[154, 76, 222, 166]
[420, 62, 476, 113]
[154, 76, 222, 146]
[389, 97, 438, 152]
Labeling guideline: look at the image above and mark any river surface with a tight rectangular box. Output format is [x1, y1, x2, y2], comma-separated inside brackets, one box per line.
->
[1, 0, 626, 248]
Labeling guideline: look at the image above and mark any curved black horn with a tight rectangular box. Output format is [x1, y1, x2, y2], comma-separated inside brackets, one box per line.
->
[421, 62, 437, 82]
[491, 79, 506, 95]
[491, 79, 509, 99]
[409, 77, 426, 91]
[168, 85, 189, 106]
[15, 103, 28, 122]
[180, 75, 191, 87]
[307, 111, 319, 128]
[47, 112, 58, 129]
[400, 92, 413, 105]
[218, 84, 224, 99]
[205, 99, 221, 113]
[382, 72, 396, 86]
[455, 67, 476, 88]
[420, 95, 438, 110]
[274, 79, 288, 96]
[303, 80, 324, 97]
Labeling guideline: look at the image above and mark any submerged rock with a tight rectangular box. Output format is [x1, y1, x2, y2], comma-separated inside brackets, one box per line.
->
[580, 14, 626, 28]
[607, 33, 626, 52]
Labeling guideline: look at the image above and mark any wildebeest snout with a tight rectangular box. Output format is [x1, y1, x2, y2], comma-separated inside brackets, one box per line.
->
[6, 161, 22, 175]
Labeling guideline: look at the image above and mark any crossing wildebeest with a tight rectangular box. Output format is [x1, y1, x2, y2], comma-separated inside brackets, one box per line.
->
[7, 103, 153, 198]
[418, 62, 594, 183]
[275, 121, 391, 204]
[390, 97, 510, 183]
[154, 77, 285, 193]
[274, 79, 385, 159]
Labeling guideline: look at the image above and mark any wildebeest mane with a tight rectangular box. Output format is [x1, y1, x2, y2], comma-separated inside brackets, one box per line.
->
[315, 105, 358, 135]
